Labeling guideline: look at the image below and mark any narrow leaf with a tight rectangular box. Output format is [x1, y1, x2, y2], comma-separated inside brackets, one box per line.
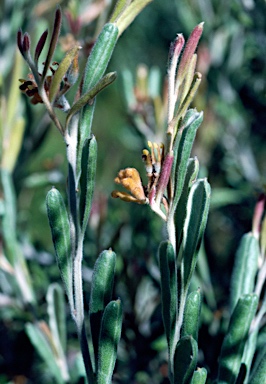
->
[116, 0, 153, 36]
[34, 29, 48, 64]
[109, 0, 130, 22]
[42, 7, 62, 81]
[159, 241, 177, 350]
[241, 329, 258, 383]
[77, 23, 118, 181]
[249, 348, 266, 384]
[2, 117, 25, 173]
[217, 294, 258, 384]
[97, 300, 123, 384]
[89, 250, 116, 362]
[170, 108, 203, 217]
[79, 135, 97, 234]
[230, 233, 259, 313]
[1, 169, 17, 262]
[181, 289, 201, 342]
[46, 188, 73, 308]
[26, 322, 64, 384]
[47, 283, 67, 353]
[81, 23, 118, 95]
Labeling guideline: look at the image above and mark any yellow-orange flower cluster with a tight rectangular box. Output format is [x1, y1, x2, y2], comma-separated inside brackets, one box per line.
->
[111, 168, 147, 204]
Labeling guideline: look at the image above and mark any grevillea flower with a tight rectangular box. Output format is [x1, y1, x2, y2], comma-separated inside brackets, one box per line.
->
[111, 168, 147, 204]
[112, 23, 204, 222]
[112, 142, 169, 220]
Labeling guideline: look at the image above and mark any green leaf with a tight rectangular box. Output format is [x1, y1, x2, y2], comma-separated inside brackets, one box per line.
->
[79, 135, 97, 234]
[181, 289, 201, 342]
[191, 367, 208, 384]
[159, 241, 177, 351]
[46, 284, 69, 381]
[1, 117, 25, 173]
[249, 347, 266, 384]
[241, 329, 258, 383]
[46, 188, 72, 307]
[77, 23, 118, 181]
[116, 0, 153, 36]
[97, 300, 123, 384]
[109, 0, 129, 22]
[171, 109, 203, 217]
[49, 45, 80, 104]
[217, 294, 259, 384]
[46, 283, 67, 353]
[182, 178, 211, 290]
[25, 322, 64, 384]
[81, 24, 118, 94]
[230, 233, 259, 312]
[89, 249, 116, 363]
[69, 352, 86, 383]
[1, 169, 35, 303]
[173, 335, 198, 384]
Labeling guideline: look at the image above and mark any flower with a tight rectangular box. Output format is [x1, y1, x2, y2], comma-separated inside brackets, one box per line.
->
[111, 168, 147, 204]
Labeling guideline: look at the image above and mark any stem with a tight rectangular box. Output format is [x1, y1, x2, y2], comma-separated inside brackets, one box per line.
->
[167, 216, 176, 254]
[255, 258, 266, 299]
[65, 107, 93, 381]
[39, 87, 64, 134]
[79, 322, 95, 384]
[170, 282, 187, 376]
[74, 238, 85, 332]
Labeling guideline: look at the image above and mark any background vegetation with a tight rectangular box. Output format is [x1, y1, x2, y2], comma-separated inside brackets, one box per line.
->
[1, 0, 265, 382]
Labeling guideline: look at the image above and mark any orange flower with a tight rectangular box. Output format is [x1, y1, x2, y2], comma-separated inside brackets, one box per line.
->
[111, 168, 147, 205]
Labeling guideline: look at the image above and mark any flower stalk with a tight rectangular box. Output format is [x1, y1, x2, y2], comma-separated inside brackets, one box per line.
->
[112, 23, 211, 382]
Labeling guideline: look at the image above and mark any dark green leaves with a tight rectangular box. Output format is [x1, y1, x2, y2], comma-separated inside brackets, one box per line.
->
[77, 23, 119, 180]
[181, 290, 201, 342]
[170, 108, 203, 217]
[46, 188, 72, 306]
[173, 336, 198, 384]
[97, 300, 123, 384]
[79, 135, 97, 234]
[218, 294, 258, 384]
[159, 241, 177, 348]
[89, 249, 116, 362]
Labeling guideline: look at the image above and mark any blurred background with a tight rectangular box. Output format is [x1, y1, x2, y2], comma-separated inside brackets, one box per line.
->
[1, 0, 266, 382]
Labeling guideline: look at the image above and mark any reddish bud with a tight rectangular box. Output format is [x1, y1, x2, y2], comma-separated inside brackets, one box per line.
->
[169, 33, 185, 63]
[156, 154, 174, 202]
[22, 33, 31, 53]
[17, 29, 24, 56]
[34, 29, 48, 63]
[177, 22, 204, 82]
